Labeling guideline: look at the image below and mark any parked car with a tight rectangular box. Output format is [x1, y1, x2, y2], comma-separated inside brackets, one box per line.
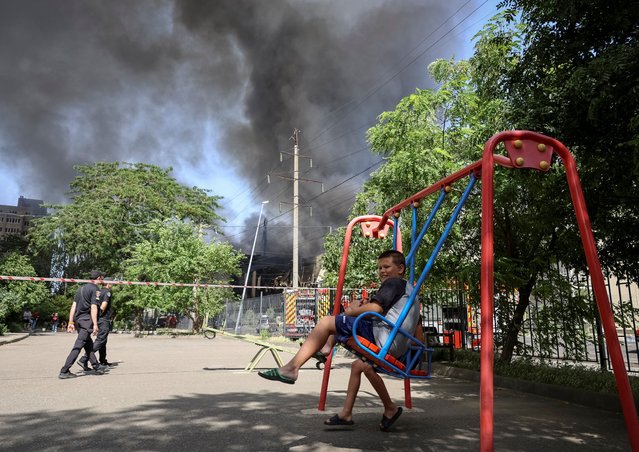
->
[256, 315, 278, 334]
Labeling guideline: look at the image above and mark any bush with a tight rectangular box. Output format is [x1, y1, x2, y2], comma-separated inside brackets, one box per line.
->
[6, 321, 23, 333]
[431, 347, 453, 361]
[450, 349, 639, 396]
[113, 319, 133, 332]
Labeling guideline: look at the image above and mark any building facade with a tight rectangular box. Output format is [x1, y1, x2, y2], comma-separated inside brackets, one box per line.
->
[0, 196, 48, 237]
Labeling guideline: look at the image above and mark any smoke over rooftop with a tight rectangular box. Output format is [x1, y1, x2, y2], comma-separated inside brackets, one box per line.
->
[0, 0, 478, 268]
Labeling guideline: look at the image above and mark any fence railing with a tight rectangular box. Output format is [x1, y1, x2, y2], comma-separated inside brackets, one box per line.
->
[205, 273, 639, 374]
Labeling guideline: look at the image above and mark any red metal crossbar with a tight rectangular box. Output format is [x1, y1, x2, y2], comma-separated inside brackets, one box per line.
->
[318, 131, 639, 452]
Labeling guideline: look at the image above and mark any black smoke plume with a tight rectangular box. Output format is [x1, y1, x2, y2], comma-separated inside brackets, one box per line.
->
[0, 0, 471, 273]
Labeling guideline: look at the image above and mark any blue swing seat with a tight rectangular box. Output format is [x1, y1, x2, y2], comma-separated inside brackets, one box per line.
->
[341, 312, 433, 379]
[335, 175, 477, 380]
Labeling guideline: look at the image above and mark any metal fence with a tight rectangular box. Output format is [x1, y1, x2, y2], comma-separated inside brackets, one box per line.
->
[205, 271, 639, 374]
[421, 272, 639, 375]
[212, 287, 375, 336]
[213, 292, 286, 334]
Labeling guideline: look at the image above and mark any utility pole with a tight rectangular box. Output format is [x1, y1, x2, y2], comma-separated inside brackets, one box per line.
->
[262, 217, 268, 255]
[292, 129, 300, 289]
[267, 129, 323, 289]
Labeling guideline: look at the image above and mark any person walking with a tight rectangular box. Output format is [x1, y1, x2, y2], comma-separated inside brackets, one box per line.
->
[58, 270, 107, 379]
[79, 279, 116, 369]
[23, 309, 32, 331]
[51, 313, 59, 333]
[30, 311, 40, 331]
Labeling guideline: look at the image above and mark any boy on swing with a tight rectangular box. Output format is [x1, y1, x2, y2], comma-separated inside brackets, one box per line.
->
[258, 249, 421, 430]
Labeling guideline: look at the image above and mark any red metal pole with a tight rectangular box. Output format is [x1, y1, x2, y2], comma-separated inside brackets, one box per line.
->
[317, 217, 358, 411]
[482, 129, 639, 451]
[550, 136, 639, 452]
[404, 378, 412, 409]
[480, 135, 500, 452]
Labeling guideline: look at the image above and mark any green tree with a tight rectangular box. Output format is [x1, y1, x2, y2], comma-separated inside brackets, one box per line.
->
[322, 12, 599, 364]
[323, 30, 517, 288]
[120, 220, 242, 332]
[0, 232, 52, 278]
[501, 0, 639, 280]
[0, 252, 50, 333]
[28, 162, 223, 279]
[466, 12, 590, 363]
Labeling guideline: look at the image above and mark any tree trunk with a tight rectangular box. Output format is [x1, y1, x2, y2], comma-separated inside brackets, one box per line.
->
[191, 278, 201, 333]
[134, 311, 144, 331]
[499, 274, 536, 363]
[192, 313, 203, 333]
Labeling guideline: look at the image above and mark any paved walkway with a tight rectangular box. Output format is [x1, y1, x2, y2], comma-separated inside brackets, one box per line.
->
[0, 333, 633, 451]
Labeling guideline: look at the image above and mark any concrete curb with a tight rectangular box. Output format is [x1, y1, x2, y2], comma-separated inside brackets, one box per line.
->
[0, 333, 30, 347]
[431, 362, 639, 413]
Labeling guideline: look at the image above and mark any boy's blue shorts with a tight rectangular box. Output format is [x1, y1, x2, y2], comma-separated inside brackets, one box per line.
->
[334, 314, 375, 345]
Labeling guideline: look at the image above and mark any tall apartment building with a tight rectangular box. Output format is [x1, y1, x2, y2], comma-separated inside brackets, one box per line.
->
[0, 196, 48, 238]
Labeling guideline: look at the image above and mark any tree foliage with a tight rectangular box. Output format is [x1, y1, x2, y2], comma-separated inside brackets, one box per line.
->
[501, 0, 639, 280]
[323, 18, 519, 289]
[321, 9, 632, 363]
[119, 220, 242, 332]
[28, 162, 223, 278]
[0, 232, 52, 278]
[0, 252, 50, 331]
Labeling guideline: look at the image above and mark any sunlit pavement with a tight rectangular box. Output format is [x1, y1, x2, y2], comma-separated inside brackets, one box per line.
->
[0, 333, 632, 451]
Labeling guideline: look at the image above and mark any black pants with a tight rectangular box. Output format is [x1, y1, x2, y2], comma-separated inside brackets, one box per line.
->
[61, 317, 98, 372]
[90, 319, 110, 364]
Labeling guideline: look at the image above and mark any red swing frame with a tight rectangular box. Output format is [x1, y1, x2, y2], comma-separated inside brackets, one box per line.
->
[316, 130, 639, 452]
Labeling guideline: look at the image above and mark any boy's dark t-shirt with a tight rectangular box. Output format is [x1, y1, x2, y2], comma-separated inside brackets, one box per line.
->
[371, 277, 408, 314]
[371, 277, 420, 357]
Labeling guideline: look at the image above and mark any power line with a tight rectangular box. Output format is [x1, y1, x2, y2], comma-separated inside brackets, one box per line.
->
[306, 1, 490, 147]
[221, 1, 496, 228]
[307, 160, 384, 203]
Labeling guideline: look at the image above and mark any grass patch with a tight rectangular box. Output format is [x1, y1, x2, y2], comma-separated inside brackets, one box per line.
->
[450, 349, 639, 396]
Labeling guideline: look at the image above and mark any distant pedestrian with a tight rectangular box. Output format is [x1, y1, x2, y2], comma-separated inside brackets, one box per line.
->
[31, 311, 40, 331]
[51, 313, 59, 333]
[58, 270, 107, 379]
[22, 309, 32, 331]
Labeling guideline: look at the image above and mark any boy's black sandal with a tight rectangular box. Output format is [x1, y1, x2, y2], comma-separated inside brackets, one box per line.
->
[324, 414, 354, 426]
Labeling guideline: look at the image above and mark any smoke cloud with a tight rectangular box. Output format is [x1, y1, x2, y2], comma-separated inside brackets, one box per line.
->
[0, 0, 474, 267]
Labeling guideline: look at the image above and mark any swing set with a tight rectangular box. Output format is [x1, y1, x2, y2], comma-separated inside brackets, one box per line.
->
[317, 130, 639, 452]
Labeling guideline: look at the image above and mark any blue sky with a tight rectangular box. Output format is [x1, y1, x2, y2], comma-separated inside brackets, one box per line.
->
[0, 0, 500, 255]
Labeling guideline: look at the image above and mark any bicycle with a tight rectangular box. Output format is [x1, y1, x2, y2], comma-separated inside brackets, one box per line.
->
[203, 328, 217, 339]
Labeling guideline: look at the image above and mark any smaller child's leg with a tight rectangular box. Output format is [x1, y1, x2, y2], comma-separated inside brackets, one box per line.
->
[334, 359, 368, 422]
[363, 364, 399, 420]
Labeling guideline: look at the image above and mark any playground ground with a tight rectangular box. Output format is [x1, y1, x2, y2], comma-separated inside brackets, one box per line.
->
[0, 332, 633, 451]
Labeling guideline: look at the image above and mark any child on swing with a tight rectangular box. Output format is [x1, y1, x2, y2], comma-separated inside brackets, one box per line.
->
[259, 249, 421, 431]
